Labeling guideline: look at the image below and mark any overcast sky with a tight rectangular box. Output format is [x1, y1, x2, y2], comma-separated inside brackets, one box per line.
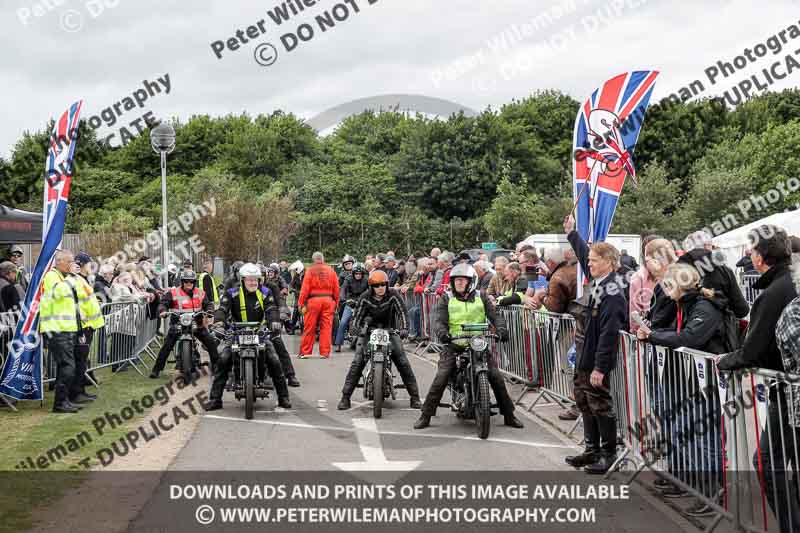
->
[1, 0, 796, 158]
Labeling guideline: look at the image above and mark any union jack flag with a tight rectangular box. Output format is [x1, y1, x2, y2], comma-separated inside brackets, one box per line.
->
[0, 101, 84, 401]
[572, 71, 658, 294]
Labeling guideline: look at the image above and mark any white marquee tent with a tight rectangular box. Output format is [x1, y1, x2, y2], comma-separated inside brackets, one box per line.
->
[712, 208, 800, 271]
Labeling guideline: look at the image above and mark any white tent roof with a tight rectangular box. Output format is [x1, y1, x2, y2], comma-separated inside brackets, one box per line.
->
[712, 208, 800, 270]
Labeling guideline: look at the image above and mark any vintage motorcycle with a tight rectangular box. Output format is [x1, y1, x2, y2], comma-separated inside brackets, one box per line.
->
[224, 322, 273, 420]
[444, 323, 498, 439]
[358, 323, 402, 419]
[163, 310, 213, 383]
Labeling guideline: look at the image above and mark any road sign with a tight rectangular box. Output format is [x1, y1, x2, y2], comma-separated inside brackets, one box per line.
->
[481, 242, 497, 250]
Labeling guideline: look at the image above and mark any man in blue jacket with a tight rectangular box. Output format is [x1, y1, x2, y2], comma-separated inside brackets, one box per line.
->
[563, 215, 628, 475]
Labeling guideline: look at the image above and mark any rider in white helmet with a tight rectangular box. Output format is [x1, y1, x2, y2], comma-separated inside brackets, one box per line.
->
[206, 263, 291, 411]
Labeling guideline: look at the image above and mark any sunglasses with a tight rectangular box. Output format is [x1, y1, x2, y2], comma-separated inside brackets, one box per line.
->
[371, 282, 388, 288]
[11, 252, 22, 257]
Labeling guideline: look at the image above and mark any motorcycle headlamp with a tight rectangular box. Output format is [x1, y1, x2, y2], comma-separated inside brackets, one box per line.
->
[179, 313, 194, 327]
[469, 336, 488, 352]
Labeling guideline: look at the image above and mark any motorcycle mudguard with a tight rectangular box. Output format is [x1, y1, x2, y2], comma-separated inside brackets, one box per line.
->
[372, 349, 385, 363]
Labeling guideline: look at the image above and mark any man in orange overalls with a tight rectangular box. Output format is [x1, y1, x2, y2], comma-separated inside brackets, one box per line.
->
[297, 252, 340, 358]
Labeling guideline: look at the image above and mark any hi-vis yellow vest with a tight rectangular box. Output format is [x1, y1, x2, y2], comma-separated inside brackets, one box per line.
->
[199, 272, 219, 305]
[448, 294, 487, 346]
[74, 275, 104, 329]
[39, 270, 79, 333]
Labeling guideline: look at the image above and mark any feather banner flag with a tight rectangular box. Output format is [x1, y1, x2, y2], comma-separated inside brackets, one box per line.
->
[572, 71, 659, 295]
[0, 101, 84, 401]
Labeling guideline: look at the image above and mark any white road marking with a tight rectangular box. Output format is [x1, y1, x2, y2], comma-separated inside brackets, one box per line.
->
[202, 415, 572, 449]
[332, 418, 422, 472]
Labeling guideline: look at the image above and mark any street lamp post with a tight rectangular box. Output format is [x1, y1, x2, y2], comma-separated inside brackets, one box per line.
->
[150, 122, 176, 288]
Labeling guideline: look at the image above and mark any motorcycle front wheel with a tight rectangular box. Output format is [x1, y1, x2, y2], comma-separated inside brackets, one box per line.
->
[243, 356, 256, 420]
[373, 360, 384, 419]
[475, 372, 491, 440]
[180, 341, 193, 384]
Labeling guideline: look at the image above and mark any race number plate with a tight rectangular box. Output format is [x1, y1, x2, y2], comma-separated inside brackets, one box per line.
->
[238, 334, 259, 345]
[369, 329, 390, 346]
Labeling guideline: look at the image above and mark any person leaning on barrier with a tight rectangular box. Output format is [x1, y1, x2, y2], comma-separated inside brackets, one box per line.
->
[494, 262, 526, 307]
[528, 247, 577, 313]
[563, 215, 627, 475]
[414, 263, 524, 430]
[679, 230, 749, 319]
[337, 269, 421, 410]
[716, 225, 798, 533]
[636, 263, 728, 517]
[39, 250, 85, 413]
[472, 260, 494, 292]
[0, 261, 24, 313]
[206, 263, 291, 411]
[7, 244, 29, 292]
[773, 260, 800, 532]
[486, 256, 510, 298]
[149, 269, 220, 379]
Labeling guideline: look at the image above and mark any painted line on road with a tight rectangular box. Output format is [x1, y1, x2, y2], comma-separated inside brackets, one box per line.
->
[202, 414, 572, 449]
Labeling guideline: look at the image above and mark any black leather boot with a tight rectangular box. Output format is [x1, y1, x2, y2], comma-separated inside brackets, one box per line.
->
[585, 415, 618, 475]
[565, 414, 600, 467]
[413, 414, 431, 429]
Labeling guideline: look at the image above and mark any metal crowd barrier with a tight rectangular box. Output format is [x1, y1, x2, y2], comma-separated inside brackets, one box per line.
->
[740, 274, 761, 306]
[607, 332, 800, 533]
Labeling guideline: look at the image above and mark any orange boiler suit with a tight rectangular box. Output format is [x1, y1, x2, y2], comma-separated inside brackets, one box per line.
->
[297, 263, 340, 357]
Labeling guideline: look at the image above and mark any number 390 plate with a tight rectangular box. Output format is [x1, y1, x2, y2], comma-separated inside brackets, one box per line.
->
[369, 330, 389, 346]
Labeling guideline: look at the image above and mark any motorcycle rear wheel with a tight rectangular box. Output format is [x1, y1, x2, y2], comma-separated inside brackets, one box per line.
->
[180, 341, 193, 384]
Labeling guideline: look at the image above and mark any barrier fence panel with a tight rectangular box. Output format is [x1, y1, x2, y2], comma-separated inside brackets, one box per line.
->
[740, 274, 761, 306]
[527, 309, 577, 411]
[493, 305, 534, 390]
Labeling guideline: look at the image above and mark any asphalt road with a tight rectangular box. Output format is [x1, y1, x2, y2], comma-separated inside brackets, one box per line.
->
[124, 334, 692, 532]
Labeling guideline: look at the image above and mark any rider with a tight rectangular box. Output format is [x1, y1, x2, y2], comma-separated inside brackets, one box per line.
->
[334, 262, 369, 352]
[150, 270, 220, 379]
[413, 263, 524, 429]
[207, 263, 291, 410]
[337, 270, 421, 410]
[338, 255, 355, 287]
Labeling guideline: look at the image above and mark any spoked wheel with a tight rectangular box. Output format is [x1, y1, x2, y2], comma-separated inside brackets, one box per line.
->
[243, 357, 255, 420]
[373, 360, 384, 419]
[475, 372, 491, 439]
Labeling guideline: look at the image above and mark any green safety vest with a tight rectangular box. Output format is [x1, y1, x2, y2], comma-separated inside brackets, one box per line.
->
[199, 272, 219, 305]
[39, 270, 79, 333]
[75, 275, 104, 329]
[448, 293, 487, 346]
[238, 286, 265, 324]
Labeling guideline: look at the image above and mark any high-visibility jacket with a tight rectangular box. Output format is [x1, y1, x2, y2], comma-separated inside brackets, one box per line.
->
[169, 286, 206, 310]
[448, 292, 487, 345]
[198, 272, 219, 305]
[74, 274, 104, 329]
[39, 269, 79, 333]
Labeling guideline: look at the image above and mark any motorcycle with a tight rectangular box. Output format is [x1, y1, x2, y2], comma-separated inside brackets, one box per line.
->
[224, 322, 273, 420]
[163, 310, 213, 383]
[358, 323, 402, 419]
[444, 323, 498, 439]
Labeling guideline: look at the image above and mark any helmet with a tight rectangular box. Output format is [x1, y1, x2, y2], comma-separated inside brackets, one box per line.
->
[167, 263, 178, 274]
[269, 262, 280, 271]
[368, 270, 389, 286]
[180, 270, 197, 283]
[449, 263, 477, 295]
[239, 263, 262, 279]
[9, 245, 23, 255]
[352, 262, 366, 275]
[266, 264, 279, 276]
[342, 255, 355, 265]
[289, 260, 304, 274]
